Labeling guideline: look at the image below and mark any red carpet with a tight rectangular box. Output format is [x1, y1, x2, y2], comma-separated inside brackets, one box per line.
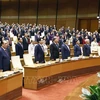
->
[19, 74, 95, 100]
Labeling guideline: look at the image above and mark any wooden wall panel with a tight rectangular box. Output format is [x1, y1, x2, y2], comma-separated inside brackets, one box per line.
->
[78, 19, 98, 32]
[0, 0, 99, 31]
[57, 0, 77, 29]
[19, 19, 36, 25]
[38, 0, 56, 25]
[19, 0, 37, 24]
[78, 0, 98, 17]
[20, 0, 37, 16]
[90, 19, 98, 32]
[1, 0, 18, 23]
[1, 19, 18, 24]
[38, 0, 56, 16]
[1, 1, 18, 16]
[38, 18, 55, 26]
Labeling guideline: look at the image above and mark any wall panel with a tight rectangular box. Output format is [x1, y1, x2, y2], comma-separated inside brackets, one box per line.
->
[0, 0, 99, 31]
[38, 0, 56, 25]
[1, 0, 18, 23]
[78, 0, 98, 17]
[57, 0, 77, 29]
[19, 0, 37, 24]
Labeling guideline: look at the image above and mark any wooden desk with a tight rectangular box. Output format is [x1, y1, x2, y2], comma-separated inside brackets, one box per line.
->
[0, 72, 23, 100]
[64, 74, 98, 100]
[24, 57, 100, 90]
[11, 50, 28, 56]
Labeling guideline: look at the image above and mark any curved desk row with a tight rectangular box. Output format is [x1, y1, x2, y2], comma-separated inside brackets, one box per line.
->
[64, 74, 98, 100]
[24, 57, 100, 90]
[0, 72, 23, 100]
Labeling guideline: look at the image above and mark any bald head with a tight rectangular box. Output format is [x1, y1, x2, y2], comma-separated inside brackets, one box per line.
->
[85, 39, 90, 44]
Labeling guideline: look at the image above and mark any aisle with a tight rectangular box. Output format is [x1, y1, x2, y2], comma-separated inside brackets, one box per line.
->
[19, 73, 95, 100]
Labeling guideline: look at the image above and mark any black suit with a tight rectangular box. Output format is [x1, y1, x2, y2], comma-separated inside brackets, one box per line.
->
[34, 44, 45, 63]
[83, 44, 91, 56]
[22, 37, 29, 50]
[50, 43, 59, 60]
[15, 43, 24, 58]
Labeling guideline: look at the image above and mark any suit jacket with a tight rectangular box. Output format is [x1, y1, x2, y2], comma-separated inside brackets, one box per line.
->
[83, 44, 91, 56]
[35, 35, 40, 42]
[15, 43, 24, 58]
[22, 37, 29, 50]
[46, 35, 50, 45]
[50, 43, 59, 60]
[74, 44, 82, 57]
[72, 37, 77, 46]
[61, 44, 70, 59]
[0, 47, 10, 71]
[34, 44, 45, 63]
[6, 46, 11, 59]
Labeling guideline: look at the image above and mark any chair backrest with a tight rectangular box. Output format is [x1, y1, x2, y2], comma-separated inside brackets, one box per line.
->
[11, 56, 23, 69]
[23, 54, 34, 66]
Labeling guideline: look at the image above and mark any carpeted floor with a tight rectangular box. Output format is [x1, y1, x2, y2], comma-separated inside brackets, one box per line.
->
[19, 73, 95, 100]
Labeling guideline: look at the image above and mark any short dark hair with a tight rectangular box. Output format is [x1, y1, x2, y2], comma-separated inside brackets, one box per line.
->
[18, 37, 22, 41]
[1, 40, 7, 45]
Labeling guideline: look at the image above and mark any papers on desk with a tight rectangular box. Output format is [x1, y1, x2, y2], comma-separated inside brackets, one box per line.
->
[0, 71, 20, 78]
[23, 54, 34, 66]
[71, 57, 79, 61]
[11, 56, 23, 69]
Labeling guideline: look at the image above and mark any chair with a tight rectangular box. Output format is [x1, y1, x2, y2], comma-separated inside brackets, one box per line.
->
[11, 56, 24, 76]
[23, 54, 34, 66]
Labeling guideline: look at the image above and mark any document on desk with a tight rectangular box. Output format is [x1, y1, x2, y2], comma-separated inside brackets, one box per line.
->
[11, 56, 23, 69]
[23, 54, 34, 66]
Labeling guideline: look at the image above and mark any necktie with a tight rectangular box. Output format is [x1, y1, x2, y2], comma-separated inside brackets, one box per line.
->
[20, 43, 23, 48]
[5, 50, 9, 57]
[26, 38, 28, 43]
[41, 45, 44, 51]
[66, 45, 70, 50]
[56, 44, 59, 48]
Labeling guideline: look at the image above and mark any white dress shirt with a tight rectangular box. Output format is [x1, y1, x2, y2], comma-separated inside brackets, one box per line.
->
[28, 43, 36, 56]
[91, 41, 98, 52]
[43, 44, 48, 55]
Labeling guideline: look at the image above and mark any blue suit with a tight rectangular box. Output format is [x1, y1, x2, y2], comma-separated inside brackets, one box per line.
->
[74, 44, 82, 57]
[83, 44, 91, 56]
[15, 43, 24, 58]
[0, 47, 10, 71]
[61, 44, 70, 59]
[34, 44, 45, 63]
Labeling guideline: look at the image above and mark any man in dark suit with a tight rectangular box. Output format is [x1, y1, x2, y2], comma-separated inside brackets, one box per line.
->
[34, 38, 45, 63]
[61, 40, 70, 59]
[83, 39, 91, 56]
[15, 37, 24, 58]
[6, 40, 11, 59]
[22, 33, 29, 50]
[59, 35, 66, 48]
[50, 38, 59, 60]
[35, 31, 40, 42]
[0, 40, 10, 71]
[74, 40, 82, 57]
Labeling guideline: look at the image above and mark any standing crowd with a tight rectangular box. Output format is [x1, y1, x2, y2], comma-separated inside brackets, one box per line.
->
[0, 22, 100, 71]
